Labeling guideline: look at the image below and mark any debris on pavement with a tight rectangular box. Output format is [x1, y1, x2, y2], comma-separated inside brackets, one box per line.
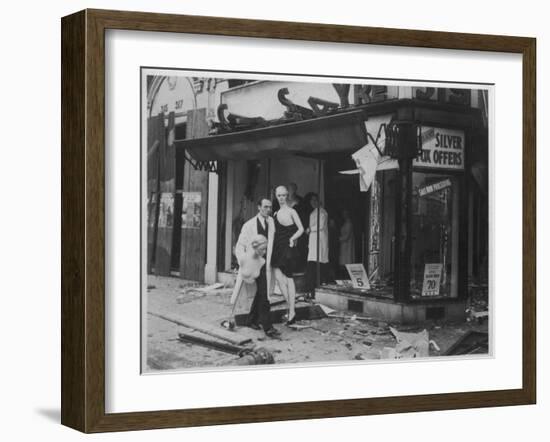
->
[219, 319, 236, 330]
[214, 347, 275, 366]
[466, 309, 489, 323]
[146, 275, 489, 370]
[318, 304, 336, 315]
[388, 326, 430, 358]
[327, 313, 372, 322]
[195, 282, 225, 293]
[466, 280, 489, 323]
[286, 323, 313, 330]
[444, 330, 489, 356]
[429, 340, 441, 352]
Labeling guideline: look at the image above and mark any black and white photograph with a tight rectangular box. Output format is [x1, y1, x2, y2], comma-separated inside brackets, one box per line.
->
[142, 71, 490, 372]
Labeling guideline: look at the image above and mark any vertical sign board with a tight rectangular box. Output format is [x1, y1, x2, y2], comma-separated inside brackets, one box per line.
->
[179, 108, 209, 282]
[368, 177, 381, 281]
[421, 263, 443, 297]
[345, 264, 371, 290]
[146, 114, 165, 274]
[154, 112, 176, 276]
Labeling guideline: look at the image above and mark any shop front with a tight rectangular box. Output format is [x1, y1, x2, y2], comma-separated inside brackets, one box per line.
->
[146, 76, 232, 281]
[175, 82, 488, 323]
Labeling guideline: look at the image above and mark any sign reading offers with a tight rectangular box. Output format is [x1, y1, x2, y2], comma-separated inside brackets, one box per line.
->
[414, 127, 465, 170]
[421, 263, 443, 297]
[345, 264, 371, 290]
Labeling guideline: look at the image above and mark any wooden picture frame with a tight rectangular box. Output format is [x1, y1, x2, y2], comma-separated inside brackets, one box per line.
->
[61, 9, 536, 433]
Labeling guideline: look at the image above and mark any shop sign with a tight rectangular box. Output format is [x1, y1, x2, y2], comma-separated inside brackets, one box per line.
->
[182, 192, 202, 229]
[414, 127, 465, 170]
[421, 263, 443, 297]
[345, 263, 371, 290]
[418, 178, 452, 197]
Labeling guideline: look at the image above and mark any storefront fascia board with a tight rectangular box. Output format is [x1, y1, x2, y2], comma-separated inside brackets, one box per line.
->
[175, 99, 481, 163]
[413, 107, 481, 130]
[360, 98, 481, 123]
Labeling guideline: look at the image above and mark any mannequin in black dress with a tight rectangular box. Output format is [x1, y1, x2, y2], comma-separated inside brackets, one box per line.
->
[271, 185, 304, 324]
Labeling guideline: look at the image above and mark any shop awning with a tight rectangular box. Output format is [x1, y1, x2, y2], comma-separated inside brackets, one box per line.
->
[175, 110, 368, 162]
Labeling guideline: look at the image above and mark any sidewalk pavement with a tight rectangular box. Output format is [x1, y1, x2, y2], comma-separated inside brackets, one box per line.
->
[145, 275, 489, 371]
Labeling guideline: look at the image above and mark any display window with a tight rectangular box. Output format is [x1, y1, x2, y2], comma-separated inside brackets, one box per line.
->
[410, 172, 460, 298]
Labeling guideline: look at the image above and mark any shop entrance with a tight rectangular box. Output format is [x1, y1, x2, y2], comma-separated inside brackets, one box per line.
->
[323, 153, 369, 280]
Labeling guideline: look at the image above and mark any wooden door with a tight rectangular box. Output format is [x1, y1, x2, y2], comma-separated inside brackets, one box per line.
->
[179, 109, 209, 282]
[146, 113, 165, 274]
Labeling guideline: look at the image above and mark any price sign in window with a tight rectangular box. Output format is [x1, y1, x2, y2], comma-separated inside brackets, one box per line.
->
[345, 263, 371, 290]
[421, 263, 443, 297]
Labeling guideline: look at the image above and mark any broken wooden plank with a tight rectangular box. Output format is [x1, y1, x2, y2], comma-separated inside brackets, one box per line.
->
[286, 324, 312, 330]
[148, 311, 252, 346]
[178, 331, 247, 354]
[328, 313, 372, 321]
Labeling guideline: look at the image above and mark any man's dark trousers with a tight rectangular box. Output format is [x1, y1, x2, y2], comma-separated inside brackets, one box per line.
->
[246, 264, 272, 330]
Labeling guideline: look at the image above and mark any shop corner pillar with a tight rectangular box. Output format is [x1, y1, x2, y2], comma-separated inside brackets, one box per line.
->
[205, 170, 219, 284]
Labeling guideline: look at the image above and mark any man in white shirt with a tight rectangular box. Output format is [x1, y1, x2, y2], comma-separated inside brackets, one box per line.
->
[235, 198, 279, 337]
[305, 193, 330, 298]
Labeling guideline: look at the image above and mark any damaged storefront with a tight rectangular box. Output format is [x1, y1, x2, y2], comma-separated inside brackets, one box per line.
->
[169, 79, 488, 324]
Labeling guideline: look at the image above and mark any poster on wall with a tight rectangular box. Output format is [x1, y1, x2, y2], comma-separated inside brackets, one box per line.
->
[157, 193, 174, 228]
[181, 192, 202, 229]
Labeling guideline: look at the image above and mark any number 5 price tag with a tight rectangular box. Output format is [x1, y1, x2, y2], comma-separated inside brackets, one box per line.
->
[421, 263, 443, 297]
[345, 264, 371, 290]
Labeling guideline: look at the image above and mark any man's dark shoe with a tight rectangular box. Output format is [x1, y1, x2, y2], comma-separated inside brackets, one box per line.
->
[264, 327, 281, 338]
[248, 323, 261, 331]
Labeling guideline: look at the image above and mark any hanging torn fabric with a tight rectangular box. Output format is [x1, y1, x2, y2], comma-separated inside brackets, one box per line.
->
[352, 144, 378, 192]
